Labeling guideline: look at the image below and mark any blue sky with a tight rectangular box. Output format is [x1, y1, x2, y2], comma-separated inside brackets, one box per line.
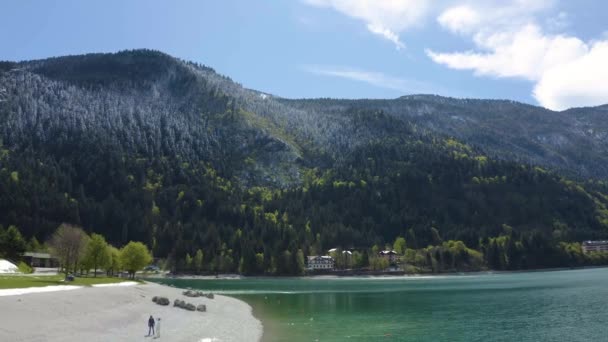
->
[1, 0, 607, 110]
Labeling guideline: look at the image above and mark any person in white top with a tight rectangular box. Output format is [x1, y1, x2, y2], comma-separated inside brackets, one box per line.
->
[155, 317, 161, 339]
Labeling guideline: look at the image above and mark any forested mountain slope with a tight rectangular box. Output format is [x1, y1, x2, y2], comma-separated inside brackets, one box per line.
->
[0, 50, 314, 186]
[280, 96, 608, 180]
[2, 50, 607, 185]
[1, 50, 607, 274]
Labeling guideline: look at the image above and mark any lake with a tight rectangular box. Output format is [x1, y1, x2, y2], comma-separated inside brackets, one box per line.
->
[153, 268, 608, 341]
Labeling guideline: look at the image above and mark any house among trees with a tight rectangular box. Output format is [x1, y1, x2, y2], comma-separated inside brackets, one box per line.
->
[581, 241, 608, 253]
[341, 250, 353, 264]
[379, 250, 398, 263]
[23, 252, 59, 268]
[328, 248, 353, 258]
[307, 255, 335, 271]
[328, 248, 352, 256]
[328, 248, 355, 269]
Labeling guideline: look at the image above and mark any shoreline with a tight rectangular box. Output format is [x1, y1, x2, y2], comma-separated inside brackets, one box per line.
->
[0, 280, 262, 341]
[146, 264, 608, 281]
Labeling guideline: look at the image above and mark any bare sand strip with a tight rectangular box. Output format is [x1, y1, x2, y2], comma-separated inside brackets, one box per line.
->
[0, 282, 262, 342]
[0, 284, 83, 296]
[0, 281, 140, 297]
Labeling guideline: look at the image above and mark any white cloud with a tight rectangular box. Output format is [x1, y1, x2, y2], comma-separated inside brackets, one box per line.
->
[437, 5, 480, 34]
[302, 65, 432, 93]
[367, 23, 406, 50]
[428, 1, 608, 110]
[437, 0, 553, 34]
[428, 24, 588, 81]
[303, 0, 431, 49]
[534, 41, 608, 110]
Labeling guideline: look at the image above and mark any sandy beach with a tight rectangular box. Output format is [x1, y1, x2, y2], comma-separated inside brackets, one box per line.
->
[0, 281, 262, 342]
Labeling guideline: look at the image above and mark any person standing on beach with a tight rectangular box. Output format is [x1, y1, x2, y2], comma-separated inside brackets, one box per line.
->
[155, 317, 161, 339]
[148, 315, 155, 336]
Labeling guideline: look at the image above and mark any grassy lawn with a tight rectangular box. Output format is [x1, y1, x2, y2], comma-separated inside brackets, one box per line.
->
[0, 275, 138, 289]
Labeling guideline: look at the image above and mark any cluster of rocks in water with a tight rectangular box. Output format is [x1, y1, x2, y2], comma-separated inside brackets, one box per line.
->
[151, 291, 213, 313]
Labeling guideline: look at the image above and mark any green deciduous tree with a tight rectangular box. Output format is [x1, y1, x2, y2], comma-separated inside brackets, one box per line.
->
[296, 249, 305, 275]
[119, 241, 152, 279]
[371, 244, 380, 255]
[370, 256, 389, 271]
[185, 253, 193, 271]
[352, 251, 364, 268]
[83, 233, 111, 277]
[193, 249, 204, 274]
[107, 245, 121, 276]
[78, 234, 91, 275]
[393, 236, 407, 255]
[255, 253, 264, 273]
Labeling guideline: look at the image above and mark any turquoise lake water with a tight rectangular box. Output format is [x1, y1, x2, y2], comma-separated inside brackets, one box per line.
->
[153, 268, 608, 341]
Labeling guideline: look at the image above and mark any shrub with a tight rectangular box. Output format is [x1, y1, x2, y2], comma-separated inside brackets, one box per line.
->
[18, 261, 33, 274]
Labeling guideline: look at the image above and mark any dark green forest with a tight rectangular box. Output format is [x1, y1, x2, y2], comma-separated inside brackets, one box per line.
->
[2, 130, 608, 274]
[1, 50, 608, 275]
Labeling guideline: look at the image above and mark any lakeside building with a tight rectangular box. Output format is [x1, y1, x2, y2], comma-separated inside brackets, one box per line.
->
[23, 252, 59, 268]
[307, 255, 335, 271]
[379, 250, 398, 263]
[581, 241, 608, 253]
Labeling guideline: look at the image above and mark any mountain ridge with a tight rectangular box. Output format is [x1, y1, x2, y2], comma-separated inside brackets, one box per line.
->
[2, 49, 608, 184]
[3, 50, 607, 111]
[1, 50, 608, 274]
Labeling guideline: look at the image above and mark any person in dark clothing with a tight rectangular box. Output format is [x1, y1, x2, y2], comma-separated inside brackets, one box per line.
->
[148, 315, 155, 336]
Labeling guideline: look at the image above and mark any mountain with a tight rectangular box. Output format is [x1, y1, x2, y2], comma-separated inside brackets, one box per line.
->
[0, 50, 305, 187]
[1, 50, 607, 274]
[2, 50, 607, 185]
[279, 95, 608, 181]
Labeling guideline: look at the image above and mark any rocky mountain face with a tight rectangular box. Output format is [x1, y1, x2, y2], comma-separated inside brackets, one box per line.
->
[1, 50, 606, 186]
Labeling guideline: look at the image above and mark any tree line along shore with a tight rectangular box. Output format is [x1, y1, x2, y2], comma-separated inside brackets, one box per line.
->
[3, 222, 608, 278]
[1, 223, 151, 279]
